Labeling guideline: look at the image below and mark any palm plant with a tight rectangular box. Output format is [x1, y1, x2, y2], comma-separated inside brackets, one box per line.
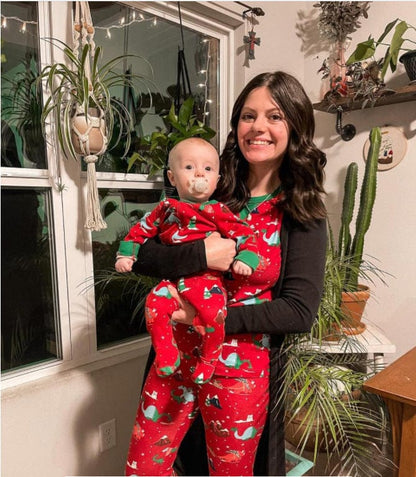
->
[282, 340, 392, 476]
[39, 37, 155, 161]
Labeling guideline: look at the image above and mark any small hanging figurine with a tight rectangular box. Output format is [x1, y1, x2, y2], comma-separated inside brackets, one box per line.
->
[244, 13, 260, 60]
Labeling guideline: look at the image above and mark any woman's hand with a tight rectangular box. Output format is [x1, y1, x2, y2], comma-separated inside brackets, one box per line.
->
[204, 232, 236, 271]
[168, 285, 196, 325]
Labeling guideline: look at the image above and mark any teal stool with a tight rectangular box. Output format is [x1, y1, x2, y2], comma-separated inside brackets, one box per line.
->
[285, 449, 314, 476]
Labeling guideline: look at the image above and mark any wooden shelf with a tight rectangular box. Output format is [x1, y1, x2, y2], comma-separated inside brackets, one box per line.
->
[313, 83, 416, 113]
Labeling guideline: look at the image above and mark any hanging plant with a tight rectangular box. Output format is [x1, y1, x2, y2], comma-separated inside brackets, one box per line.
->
[314, 1, 371, 44]
[39, 38, 155, 162]
[38, 2, 155, 231]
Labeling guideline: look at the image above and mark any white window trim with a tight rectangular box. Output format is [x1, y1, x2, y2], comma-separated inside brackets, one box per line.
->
[1, 0, 243, 390]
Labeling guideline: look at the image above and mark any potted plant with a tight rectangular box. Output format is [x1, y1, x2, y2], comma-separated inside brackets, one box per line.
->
[38, 37, 155, 230]
[39, 38, 154, 161]
[281, 127, 393, 474]
[334, 127, 382, 331]
[346, 19, 416, 82]
[314, 1, 371, 97]
[127, 96, 216, 178]
[282, 337, 392, 476]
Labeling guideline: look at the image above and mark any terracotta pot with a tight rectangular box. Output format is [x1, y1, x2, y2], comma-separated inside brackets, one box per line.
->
[285, 408, 328, 452]
[340, 284, 370, 334]
[285, 390, 362, 451]
[71, 107, 107, 156]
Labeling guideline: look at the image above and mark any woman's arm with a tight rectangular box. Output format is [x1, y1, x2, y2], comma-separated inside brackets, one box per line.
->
[132, 232, 236, 280]
[225, 218, 327, 336]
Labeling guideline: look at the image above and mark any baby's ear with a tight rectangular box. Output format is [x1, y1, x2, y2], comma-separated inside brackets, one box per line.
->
[167, 169, 175, 186]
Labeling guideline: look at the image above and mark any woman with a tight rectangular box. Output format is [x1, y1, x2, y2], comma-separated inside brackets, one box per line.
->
[129, 71, 327, 476]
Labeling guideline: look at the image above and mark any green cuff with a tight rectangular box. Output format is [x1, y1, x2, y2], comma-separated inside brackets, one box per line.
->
[118, 240, 140, 258]
[235, 250, 259, 271]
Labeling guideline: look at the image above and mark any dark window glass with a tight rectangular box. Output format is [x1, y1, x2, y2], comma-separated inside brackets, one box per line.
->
[1, 188, 59, 372]
[87, 2, 219, 174]
[92, 188, 162, 348]
[1, 2, 46, 169]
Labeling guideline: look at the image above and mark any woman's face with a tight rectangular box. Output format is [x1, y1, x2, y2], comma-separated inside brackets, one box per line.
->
[237, 86, 290, 168]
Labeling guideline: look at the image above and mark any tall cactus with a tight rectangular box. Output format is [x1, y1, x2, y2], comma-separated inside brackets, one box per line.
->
[342, 127, 382, 290]
[338, 162, 358, 261]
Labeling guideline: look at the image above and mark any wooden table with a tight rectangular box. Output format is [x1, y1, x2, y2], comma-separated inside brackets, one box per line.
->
[363, 346, 416, 477]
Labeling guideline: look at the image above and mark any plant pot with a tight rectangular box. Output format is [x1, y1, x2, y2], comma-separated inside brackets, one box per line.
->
[340, 284, 370, 334]
[285, 389, 362, 452]
[285, 408, 328, 452]
[71, 107, 107, 156]
[399, 50, 416, 82]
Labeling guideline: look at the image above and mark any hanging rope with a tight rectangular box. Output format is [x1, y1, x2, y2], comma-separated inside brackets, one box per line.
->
[174, 2, 192, 115]
[73, 1, 107, 231]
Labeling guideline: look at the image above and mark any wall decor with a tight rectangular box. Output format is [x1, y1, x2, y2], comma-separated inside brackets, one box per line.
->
[363, 126, 407, 171]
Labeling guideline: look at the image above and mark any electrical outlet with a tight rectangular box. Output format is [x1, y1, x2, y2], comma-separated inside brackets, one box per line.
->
[99, 418, 116, 452]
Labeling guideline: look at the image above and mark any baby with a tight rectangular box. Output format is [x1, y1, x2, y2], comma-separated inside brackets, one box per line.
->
[116, 137, 259, 384]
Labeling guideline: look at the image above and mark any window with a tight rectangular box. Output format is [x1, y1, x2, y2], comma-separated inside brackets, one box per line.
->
[1, 1, 233, 383]
[1, 2, 59, 373]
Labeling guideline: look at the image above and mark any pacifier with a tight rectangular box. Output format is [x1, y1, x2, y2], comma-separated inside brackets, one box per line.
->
[189, 177, 209, 193]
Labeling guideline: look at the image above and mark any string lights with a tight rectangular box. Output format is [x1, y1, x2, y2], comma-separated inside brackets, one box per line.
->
[1, 9, 214, 126]
[1, 14, 37, 33]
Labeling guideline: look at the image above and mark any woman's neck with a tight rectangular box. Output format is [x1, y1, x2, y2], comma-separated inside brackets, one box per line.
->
[247, 165, 281, 197]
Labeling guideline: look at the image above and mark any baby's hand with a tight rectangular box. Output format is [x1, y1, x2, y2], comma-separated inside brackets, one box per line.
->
[115, 257, 134, 273]
[232, 260, 253, 276]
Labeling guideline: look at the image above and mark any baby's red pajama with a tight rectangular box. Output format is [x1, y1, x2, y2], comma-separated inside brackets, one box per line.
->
[145, 271, 227, 383]
[119, 199, 259, 382]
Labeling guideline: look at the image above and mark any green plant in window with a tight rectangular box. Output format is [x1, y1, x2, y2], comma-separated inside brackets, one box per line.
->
[2, 54, 45, 166]
[127, 96, 216, 176]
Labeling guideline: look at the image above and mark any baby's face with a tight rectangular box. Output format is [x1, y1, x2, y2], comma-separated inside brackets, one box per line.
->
[167, 143, 220, 203]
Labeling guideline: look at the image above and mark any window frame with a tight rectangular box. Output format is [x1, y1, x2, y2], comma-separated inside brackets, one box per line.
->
[1, 0, 239, 390]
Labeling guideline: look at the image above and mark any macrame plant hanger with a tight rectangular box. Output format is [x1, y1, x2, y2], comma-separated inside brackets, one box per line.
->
[73, 1, 108, 231]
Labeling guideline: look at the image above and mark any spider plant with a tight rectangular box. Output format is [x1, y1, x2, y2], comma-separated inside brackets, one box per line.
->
[39, 37, 156, 161]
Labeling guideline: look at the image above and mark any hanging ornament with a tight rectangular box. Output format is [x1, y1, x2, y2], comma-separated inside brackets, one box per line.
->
[73, 1, 107, 231]
[243, 13, 260, 61]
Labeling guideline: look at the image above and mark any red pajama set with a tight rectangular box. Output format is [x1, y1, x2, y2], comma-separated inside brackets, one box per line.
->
[124, 192, 283, 476]
[118, 198, 259, 383]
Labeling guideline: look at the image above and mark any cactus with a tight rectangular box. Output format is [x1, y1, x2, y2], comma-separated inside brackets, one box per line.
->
[339, 127, 382, 290]
[338, 162, 358, 260]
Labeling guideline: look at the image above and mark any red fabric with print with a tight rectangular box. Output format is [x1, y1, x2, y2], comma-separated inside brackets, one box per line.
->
[122, 198, 259, 384]
[125, 192, 284, 476]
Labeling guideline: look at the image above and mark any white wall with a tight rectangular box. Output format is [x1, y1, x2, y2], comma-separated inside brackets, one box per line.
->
[2, 2, 415, 477]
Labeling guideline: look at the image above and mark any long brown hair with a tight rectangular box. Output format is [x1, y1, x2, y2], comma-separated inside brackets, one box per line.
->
[214, 71, 327, 223]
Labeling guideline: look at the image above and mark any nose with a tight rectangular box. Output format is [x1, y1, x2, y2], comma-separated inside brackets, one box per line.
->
[194, 168, 205, 177]
[251, 115, 266, 132]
